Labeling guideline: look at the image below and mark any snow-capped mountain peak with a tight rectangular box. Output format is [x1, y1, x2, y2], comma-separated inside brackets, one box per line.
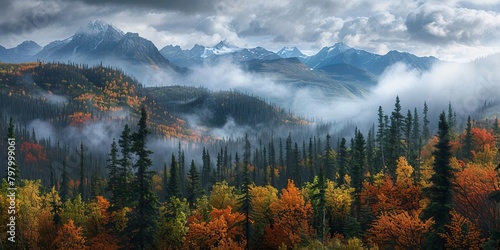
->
[214, 39, 238, 50]
[201, 40, 240, 58]
[76, 20, 124, 37]
[277, 47, 306, 58]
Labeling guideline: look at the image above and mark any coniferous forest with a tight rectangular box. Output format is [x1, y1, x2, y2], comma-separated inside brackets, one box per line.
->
[1, 62, 500, 249]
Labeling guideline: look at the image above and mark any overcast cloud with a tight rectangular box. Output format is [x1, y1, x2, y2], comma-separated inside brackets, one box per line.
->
[1, 0, 500, 62]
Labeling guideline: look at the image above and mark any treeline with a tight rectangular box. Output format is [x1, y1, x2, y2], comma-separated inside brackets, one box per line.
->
[3, 93, 500, 249]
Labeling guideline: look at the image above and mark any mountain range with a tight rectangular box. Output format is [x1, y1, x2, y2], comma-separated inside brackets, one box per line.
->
[0, 20, 439, 100]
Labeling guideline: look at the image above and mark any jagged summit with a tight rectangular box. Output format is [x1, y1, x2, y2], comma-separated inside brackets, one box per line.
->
[213, 39, 238, 50]
[77, 20, 124, 36]
[14, 40, 42, 55]
[277, 47, 306, 59]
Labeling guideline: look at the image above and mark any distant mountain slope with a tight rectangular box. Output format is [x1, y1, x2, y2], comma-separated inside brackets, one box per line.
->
[160, 40, 281, 67]
[0, 62, 305, 140]
[0, 41, 42, 63]
[243, 57, 374, 99]
[145, 85, 307, 128]
[304, 42, 438, 75]
[1, 20, 187, 84]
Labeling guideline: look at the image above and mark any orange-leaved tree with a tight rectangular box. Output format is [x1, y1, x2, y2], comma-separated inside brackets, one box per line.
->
[184, 206, 246, 249]
[453, 163, 497, 237]
[51, 219, 87, 250]
[263, 180, 314, 249]
[439, 210, 483, 250]
[368, 210, 434, 250]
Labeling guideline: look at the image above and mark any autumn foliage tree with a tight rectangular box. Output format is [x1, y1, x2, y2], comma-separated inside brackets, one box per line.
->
[369, 211, 434, 249]
[438, 210, 483, 250]
[264, 180, 314, 249]
[453, 163, 497, 237]
[51, 219, 87, 250]
[184, 206, 246, 249]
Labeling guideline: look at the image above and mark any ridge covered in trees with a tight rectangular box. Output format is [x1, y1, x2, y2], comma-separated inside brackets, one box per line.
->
[1, 62, 500, 249]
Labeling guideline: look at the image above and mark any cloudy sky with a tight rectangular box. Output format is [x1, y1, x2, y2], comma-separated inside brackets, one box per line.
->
[1, 0, 500, 62]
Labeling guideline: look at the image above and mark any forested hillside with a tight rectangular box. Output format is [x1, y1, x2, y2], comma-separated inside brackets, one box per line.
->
[1, 64, 500, 250]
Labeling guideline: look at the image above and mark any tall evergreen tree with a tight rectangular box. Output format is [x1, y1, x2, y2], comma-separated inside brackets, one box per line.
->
[106, 139, 120, 209]
[178, 142, 186, 195]
[366, 125, 376, 177]
[462, 116, 473, 161]
[323, 134, 335, 180]
[234, 152, 241, 188]
[167, 154, 181, 199]
[422, 112, 454, 250]
[412, 107, 422, 182]
[351, 129, 365, 220]
[312, 166, 327, 243]
[405, 110, 413, 159]
[291, 142, 302, 186]
[240, 133, 253, 249]
[201, 148, 211, 191]
[376, 106, 386, 169]
[285, 132, 292, 181]
[279, 138, 285, 188]
[79, 142, 86, 201]
[269, 139, 276, 187]
[337, 138, 348, 186]
[308, 137, 315, 182]
[447, 102, 456, 133]
[128, 107, 160, 249]
[118, 124, 134, 208]
[60, 160, 70, 202]
[187, 160, 203, 205]
[423, 102, 430, 140]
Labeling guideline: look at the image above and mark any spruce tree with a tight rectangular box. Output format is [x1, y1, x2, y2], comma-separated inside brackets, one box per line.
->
[60, 160, 70, 202]
[351, 129, 365, 220]
[201, 148, 211, 191]
[423, 102, 430, 140]
[167, 154, 181, 199]
[128, 107, 159, 249]
[312, 166, 327, 243]
[106, 140, 120, 207]
[323, 134, 335, 181]
[187, 160, 203, 205]
[308, 137, 315, 183]
[411, 107, 421, 180]
[234, 152, 241, 188]
[285, 133, 292, 181]
[292, 142, 302, 186]
[422, 112, 454, 249]
[79, 142, 86, 201]
[376, 106, 386, 168]
[269, 139, 276, 187]
[239, 133, 253, 249]
[118, 124, 134, 208]
[337, 138, 347, 186]
[462, 116, 473, 161]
